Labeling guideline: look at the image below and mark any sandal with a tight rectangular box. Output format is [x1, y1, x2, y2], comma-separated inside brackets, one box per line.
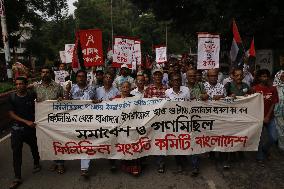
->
[33, 164, 41, 173]
[57, 165, 65, 174]
[9, 179, 22, 189]
[81, 170, 89, 179]
[49, 164, 58, 172]
[157, 164, 165, 174]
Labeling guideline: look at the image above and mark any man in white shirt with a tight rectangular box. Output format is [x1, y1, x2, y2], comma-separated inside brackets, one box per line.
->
[165, 74, 190, 101]
[165, 73, 193, 174]
[131, 73, 146, 97]
[96, 72, 119, 101]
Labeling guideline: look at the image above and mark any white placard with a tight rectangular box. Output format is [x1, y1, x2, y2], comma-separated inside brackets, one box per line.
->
[197, 33, 220, 70]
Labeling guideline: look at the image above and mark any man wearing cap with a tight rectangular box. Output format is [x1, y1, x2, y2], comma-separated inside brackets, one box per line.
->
[113, 64, 135, 89]
[144, 67, 167, 173]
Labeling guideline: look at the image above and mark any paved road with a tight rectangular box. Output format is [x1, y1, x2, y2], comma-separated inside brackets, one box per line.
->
[1, 134, 284, 189]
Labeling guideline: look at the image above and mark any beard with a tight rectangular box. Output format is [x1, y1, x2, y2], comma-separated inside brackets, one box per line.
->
[42, 75, 51, 82]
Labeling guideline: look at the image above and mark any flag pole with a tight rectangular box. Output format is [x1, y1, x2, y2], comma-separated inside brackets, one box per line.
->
[111, 0, 113, 49]
[0, 0, 12, 80]
[165, 24, 168, 48]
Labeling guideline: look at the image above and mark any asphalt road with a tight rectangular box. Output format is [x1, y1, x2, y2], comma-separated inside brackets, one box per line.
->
[1, 134, 284, 189]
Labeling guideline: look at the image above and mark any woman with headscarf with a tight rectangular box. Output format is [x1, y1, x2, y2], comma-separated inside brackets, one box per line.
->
[273, 70, 284, 150]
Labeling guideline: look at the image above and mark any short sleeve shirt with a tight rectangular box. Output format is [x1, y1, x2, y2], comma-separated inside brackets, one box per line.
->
[204, 82, 225, 99]
[144, 84, 167, 98]
[70, 84, 96, 100]
[34, 80, 63, 102]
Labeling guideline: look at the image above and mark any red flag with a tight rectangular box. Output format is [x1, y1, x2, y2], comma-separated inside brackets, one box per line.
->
[232, 19, 242, 43]
[79, 29, 104, 67]
[249, 37, 255, 57]
[230, 19, 244, 65]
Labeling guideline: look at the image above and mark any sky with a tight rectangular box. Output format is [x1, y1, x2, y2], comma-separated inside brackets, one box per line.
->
[67, 0, 77, 15]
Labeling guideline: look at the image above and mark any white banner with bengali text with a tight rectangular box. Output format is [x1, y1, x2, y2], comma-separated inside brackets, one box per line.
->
[113, 37, 135, 66]
[35, 94, 263, 160]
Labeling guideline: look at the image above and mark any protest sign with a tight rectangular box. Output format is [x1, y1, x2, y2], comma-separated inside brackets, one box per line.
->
[113, 36, 135, 68]
[197, 33, 220, 69]
[65, 44, 75, 63]
[54, 70, 69, 86]
[59, 51, 66, 63]
[36, 94, 263, 160]
[155, 46, 167, 63]
[133, 40, 142, 66]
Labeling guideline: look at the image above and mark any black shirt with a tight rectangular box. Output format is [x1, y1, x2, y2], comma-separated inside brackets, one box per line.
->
[8, 90, 36, 127]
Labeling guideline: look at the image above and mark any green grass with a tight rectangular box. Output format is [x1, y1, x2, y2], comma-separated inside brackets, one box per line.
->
[0, 82, 14, 93]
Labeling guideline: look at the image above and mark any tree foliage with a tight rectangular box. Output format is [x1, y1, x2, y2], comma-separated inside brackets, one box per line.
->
[133, 0, 284, 49]
[74, 0, 190, 54]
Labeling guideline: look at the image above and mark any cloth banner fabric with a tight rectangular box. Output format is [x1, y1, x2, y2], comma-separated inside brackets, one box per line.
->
[65, 44, 75, 63]
[155, 46, 167, 64]
[113, 37, 135, 68]
[79, 29, 104, 67]
[197, 33, 220, 70]
[35, 94, 263, 160]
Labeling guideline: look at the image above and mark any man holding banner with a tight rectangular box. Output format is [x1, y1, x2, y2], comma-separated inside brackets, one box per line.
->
[144, 68, 167, 173]
[65, 70, 96, 178]
[8, 77, 41, 189]
[33, 66, 65, 175]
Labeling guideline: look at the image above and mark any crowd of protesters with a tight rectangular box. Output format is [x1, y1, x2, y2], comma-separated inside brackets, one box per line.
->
[6, 57, 284, 189]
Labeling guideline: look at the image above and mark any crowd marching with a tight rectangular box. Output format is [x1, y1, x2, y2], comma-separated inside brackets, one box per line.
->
[7, 57, 284, 189]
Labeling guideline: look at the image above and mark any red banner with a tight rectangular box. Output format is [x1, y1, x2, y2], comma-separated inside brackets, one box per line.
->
[79, 29, 104, 67]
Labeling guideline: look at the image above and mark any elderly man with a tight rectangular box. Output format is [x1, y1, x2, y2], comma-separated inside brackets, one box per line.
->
[65, 70, 96, 178]
[204, 69, 225, 100]
[131, 72, 146, 97]
[144, 68, 168, 173]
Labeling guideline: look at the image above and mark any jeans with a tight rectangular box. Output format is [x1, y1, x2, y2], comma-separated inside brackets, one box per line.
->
[81, 159, 90, 171]
[175, 155, 199, 169]
[11, 128, 40, 179]
[256, 118, 278, 160]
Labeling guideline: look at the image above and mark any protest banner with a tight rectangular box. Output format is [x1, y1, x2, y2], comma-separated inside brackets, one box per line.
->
[65, 44, 75, 63]
[112, 36, 135, 68]
[197, 33, 220, 70]
[36, 94, 263, 160]
[54, 70, 69, 86]
[79, 29, 104, 67]
[59, 51, 66, 63]
[256, 49, 273, 73]
[133, 40, 142, 66]
[155, 45, 167, 64]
